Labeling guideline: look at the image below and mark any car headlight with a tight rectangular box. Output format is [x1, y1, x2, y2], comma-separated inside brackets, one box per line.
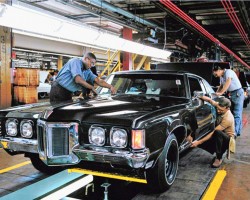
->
[5, 119, 18, 136]
[20, 120, 33, 138]
[110, 128, 127, 148]
[88, 126, 105, 146]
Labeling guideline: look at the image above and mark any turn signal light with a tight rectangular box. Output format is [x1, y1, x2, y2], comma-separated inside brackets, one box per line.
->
[132, 130, 145, 149]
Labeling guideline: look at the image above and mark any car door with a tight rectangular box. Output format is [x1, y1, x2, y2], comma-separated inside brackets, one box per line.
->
[188, 75, 214, 140]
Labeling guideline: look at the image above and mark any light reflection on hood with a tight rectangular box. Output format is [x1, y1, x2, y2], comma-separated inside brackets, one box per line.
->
[62, 100, 129, 110]
[97, 110, 138, 116]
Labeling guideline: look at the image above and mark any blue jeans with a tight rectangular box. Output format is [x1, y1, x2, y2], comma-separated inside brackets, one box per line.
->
[230, 88, 244, 136]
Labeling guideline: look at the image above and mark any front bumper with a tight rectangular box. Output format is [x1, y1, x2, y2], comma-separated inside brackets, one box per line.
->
[37, 120, 149, 169]
[41, 145, 149, 169]
[0, 137, 38, 153]
[73, 147, 149, 168]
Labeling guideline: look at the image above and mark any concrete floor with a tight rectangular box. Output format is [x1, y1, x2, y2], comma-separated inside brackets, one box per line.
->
[0, 104, 250, 199]
[215, 109, 250, 200]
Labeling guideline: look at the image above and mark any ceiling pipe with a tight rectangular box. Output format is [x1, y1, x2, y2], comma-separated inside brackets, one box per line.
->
[221, 1, 248, 42]
[221, 0, 250, 48]
[227, 0, 250, 46]
[159, 0, 250, 69]
[81, 0, 164, 32]
[162, 0, 249, 68]
[237, 1, 250, 36]
[222, 1, 249, 47]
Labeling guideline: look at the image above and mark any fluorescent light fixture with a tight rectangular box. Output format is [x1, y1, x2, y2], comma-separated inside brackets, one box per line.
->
[0, 3, 172, 60]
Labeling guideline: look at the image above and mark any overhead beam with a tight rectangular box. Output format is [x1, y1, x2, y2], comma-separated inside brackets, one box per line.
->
[237, 1, 250, 35]
[159, 0, 250, 69]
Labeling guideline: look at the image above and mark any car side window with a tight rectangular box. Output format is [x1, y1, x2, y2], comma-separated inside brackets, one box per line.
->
[188, 77, 203, 96]
[202, 79, 215, 94]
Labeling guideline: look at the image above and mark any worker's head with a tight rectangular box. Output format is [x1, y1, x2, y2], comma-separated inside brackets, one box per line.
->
[212, 65, 224, 78]
[216, 97, 231, 114]
[83, 52, 96, 69]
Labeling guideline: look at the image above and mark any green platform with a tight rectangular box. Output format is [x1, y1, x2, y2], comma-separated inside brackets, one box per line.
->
[0, 170, 93, 200]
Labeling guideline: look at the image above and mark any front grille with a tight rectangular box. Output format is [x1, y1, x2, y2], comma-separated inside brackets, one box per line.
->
[37, 125, 44, 152]
[51, 127, 69, 156]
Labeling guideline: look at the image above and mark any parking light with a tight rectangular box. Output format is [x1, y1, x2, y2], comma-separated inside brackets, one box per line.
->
[132, 130, 145, 149]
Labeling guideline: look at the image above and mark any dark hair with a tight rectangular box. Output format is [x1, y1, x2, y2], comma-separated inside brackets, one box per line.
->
[218, 97, 231, 108]
[212, 64, 222, 71]
[84, 52, 96, 60]
[212, 62, 230, 71]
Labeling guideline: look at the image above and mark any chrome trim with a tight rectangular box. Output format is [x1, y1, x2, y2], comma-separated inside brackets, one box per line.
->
[73, 147, 149, 168]
[37, 119, 80, 165]
[37, 120, 148, 168]
[0, 137, 38, 153]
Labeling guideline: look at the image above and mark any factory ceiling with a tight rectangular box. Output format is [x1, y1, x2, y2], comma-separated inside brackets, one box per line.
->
[15, 0, 250, 69]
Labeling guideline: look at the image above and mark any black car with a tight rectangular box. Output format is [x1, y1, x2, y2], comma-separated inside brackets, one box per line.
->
[0, 70, 217, 192]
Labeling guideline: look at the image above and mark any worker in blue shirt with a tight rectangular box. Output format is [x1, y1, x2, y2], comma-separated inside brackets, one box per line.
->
[213, 65, 244, 137]
[50, 52, 116, 103]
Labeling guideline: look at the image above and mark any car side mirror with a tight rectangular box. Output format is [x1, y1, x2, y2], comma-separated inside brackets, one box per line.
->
[192, 91, 204, 107]
[193, 91, 204, 98]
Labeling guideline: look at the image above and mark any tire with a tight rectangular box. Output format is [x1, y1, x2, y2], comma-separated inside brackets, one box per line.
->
[29, 154, 62, 174]
[38, 92, 46, 99]
[147, 134, 179, 193]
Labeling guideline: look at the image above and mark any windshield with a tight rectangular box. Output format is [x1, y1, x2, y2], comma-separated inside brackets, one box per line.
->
[99, 73, 186, 98]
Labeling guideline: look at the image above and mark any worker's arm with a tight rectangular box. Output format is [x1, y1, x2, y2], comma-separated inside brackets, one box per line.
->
[94, 77, 116, 94]
[191, 131, 214, 147]
[200, 95, 218, 107]
[216, 78, 231, 96]
[191, 123, 225, 147]
[74, 75, 97, 94]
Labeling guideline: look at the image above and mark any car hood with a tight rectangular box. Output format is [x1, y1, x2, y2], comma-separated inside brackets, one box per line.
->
[1, 95, 189, 126]
[0, 102, 52, 118]
[47, 95, 189, 125]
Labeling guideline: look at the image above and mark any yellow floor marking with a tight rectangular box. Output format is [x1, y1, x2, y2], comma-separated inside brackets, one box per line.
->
[202, 169, 227, 200]
[0, 161, 31, 174]
[68, 168, 147, 184]
[0, 141, 8, 148]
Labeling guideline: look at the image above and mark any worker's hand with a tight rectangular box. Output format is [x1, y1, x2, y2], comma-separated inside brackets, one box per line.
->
[91, 87, 98, 96]
[191, 140, 200, 148]
[110, 85, 117, 95]
[216, 92, 223, 96]
[186, 135, 193, 143]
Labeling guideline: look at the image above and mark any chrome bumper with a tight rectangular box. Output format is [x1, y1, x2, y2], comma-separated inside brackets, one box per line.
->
[43, 145, 149, 169]
[73, 148, 149, 168]
[0, 137, 38, 153]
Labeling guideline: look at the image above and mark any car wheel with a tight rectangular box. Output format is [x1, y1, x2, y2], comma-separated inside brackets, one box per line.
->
[29, 154, 62, 174]
[147, 134, 179, 193]
[38, 92, 46, 99]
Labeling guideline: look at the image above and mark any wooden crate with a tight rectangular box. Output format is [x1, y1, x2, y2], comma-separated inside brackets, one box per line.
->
[14, 68, 39, 86]
[14, 86, 38, 104]
[13, 86, 19, 102]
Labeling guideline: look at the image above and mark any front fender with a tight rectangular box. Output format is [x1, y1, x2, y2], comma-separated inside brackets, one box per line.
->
[145, 120, 185, 169]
